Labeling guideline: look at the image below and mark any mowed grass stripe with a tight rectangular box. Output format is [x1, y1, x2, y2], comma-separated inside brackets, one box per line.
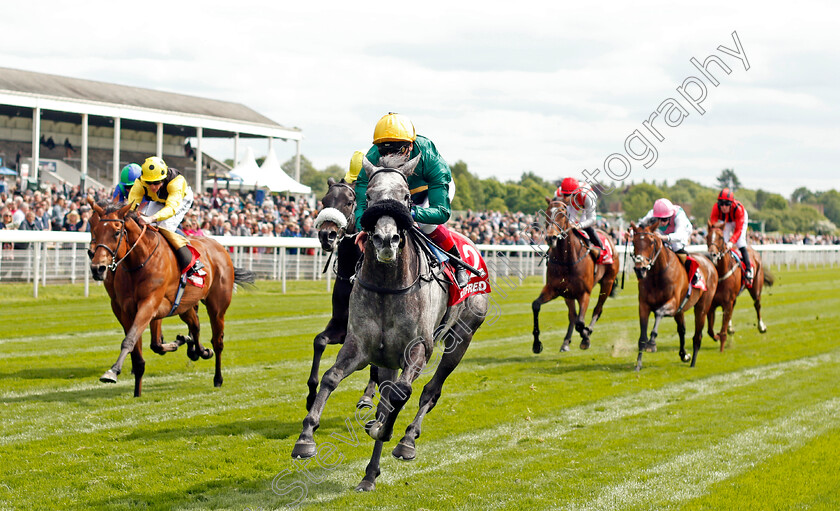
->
[299, 349, 840, 507]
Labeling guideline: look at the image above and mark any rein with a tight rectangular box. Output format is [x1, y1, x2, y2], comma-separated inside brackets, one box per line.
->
[95, 218, 159, 273]
[709, 230, 738, 282]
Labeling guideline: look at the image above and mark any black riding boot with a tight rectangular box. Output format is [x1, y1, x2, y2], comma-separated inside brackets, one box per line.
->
[446, 246, 471, 288]
[739, 246, 753, 283]
[584, 226, 603, 261]
[175, 245, 203, 276]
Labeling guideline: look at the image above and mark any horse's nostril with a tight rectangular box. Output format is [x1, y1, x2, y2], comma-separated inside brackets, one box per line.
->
[328, 232, 337, 240]
[391, 234, 400, 246]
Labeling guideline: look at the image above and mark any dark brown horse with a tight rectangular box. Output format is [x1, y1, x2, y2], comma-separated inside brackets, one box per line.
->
[706, 223, 774, 350]
[88, 200, 255, 397]
[630, 221, 718, 370]
[532, 198, 620, 353]
[307, 177, 379, 411]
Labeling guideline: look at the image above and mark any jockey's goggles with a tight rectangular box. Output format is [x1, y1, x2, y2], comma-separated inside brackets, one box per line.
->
[718, 200, 732, 207]
[377, 141, 411, 156]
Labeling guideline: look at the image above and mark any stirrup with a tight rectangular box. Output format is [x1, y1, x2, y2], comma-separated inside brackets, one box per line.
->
[454, 265, 470, 288]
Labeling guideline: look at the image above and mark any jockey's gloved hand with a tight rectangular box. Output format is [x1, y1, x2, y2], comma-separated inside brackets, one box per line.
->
[139, 214, 155, 225]
[726, 241, 734, 250]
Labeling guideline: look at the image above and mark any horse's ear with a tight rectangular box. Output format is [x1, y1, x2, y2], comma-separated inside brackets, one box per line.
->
[545, 196, 552, 205]
[707, 220, 715, 230]
[362, 157, 379, 176]
[327, 177, 336, 186]
[118, 202, 132, 217]
[89, 197, 105, 216]
[401, 154, 421, 175]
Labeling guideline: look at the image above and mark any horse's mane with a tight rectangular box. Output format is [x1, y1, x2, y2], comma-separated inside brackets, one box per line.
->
[639, 217, 659, 230]
[98, 201, 140, 222]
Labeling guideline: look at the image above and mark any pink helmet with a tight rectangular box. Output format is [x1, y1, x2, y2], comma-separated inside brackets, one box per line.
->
[652, 198, 676, 218]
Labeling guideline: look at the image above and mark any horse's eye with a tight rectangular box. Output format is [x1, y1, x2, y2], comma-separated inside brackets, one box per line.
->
[404, 194, 411, 202]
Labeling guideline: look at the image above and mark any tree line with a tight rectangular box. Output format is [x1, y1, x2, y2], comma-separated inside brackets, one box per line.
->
[241, 156, 836, 234]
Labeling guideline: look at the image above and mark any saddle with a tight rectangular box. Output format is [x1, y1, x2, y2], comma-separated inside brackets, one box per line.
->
[574, 229, 614, 264]
[729, 249, 753, 289]
[686, 255, 707, 291]
[434, 232, 491, 306]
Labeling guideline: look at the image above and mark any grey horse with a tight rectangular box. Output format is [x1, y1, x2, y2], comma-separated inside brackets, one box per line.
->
[291, 154, 489, 492]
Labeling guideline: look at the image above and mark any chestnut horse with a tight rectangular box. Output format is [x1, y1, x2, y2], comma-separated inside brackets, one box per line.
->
[307, 177, 379, 411]
[630, 221, 718, 370]
[706, 223, 774, 350]
[88, 201, 255, 397]
[532, 198, 620, 353]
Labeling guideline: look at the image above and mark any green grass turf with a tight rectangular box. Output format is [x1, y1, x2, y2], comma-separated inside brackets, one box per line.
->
[1, 266, 838, 510]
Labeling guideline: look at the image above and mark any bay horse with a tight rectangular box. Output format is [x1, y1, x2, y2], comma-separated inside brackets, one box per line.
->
[532, 198, 620, 353]
[705, 222, 774, 350]
[88, 200, 255, 397]
[630, 220, 718, 371]
[306, 177, 379, 411]
[291, 155, 489, 492]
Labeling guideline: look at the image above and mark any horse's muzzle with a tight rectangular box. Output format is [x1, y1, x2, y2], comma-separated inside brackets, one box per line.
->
[634, 268, 647, 280]
[318, 229, 338, 252]
[90, 264, 107, 281]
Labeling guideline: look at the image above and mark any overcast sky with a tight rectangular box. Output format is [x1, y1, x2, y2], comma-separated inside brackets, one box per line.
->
[2, 1, 838, 196]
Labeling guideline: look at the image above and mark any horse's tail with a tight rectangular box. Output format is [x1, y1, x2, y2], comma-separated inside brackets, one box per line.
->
[763, 267, 775, 287]
[233, 266, 257, 288]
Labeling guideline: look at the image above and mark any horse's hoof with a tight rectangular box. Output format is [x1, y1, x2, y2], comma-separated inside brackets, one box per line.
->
[680, 353, 691, 363]
[291, 440, 317, 459]
[532, 341, 543, 354]
[365, 421, 391, 441]
[356, 396, 374, 410]
[580, 339, 590, 350]
[560, 342, 571, 352]
[175, 334, 189, 346]
[214, 377, 223, 388]
[199, 348, 214, 360]
[758, 321, 767, 333]
[355, 480, 376, 492]
[392, 441, 416, 461]
[99, 370, 118, 384]
[645, 343, 657, 353]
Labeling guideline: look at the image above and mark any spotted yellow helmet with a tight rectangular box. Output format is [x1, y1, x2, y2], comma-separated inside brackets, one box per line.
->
[372, 113, 416, 144]
[141, 157, 168, 183]
[344, 151, 365, 183]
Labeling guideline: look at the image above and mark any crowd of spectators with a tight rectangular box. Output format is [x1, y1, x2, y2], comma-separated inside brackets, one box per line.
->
[1, 179, 839, 249]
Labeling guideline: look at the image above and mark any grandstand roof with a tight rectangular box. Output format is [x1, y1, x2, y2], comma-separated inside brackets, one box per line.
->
[0, 67, 301, 140]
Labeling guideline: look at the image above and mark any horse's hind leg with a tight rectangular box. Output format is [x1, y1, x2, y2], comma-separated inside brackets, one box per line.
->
[752, 276, 767, 333]
[293, 334, 367, 459]
[356, 440, 384, 492]
[584, 276, 615, 345]
[674, 311, 689, 363]
[357, 366, 379, 410]
[205, 299, 230, 388]
[719, 302, 734, 352]
[130, 340, 145, 397]
[394, 318, 477, 461]
[180, 305, 213, 361]
[148, 319, 181, 355]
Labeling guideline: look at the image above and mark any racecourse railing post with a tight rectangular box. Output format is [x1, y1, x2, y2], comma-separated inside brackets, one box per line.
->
[71, 243, 77, 284]
[32, 242, 40, 298]
[281, 249, 287, 294]
[42, 242, 48, 287]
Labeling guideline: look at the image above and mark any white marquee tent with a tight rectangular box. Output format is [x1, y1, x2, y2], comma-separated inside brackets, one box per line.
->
[204, 147, 311, 194]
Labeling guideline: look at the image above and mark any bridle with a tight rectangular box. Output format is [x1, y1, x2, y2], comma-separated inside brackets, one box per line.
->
[543, 201, 586, 267]
[708, 228, 739, 281]
[89, 216, 158, 273]
[632, 231, 665, 271]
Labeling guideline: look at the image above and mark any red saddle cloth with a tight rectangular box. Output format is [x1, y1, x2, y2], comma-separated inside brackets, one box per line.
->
[686, 255, 707, 291]
[729, 249, 754, 288]
[441, 232, 492, 306]
[575, 230, 613, 264]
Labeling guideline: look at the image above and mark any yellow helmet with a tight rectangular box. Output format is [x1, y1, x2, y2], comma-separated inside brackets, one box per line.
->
[141, 156, 168, 182]
[372, 113, 416, 144]
[344, 151, 365, 183]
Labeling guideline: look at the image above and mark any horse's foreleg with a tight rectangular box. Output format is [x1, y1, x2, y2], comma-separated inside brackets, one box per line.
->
[306, 332, 330, 411]
[395, 317, 475, 462]
[532, 286, 559, 354]
[101, 302, 157, 384]
[575, 292, 592, 350]
[292, 334, 367, 460]
[367, 341, 426, 442]
[636, 305, 651, 371]
[130, 338, 145, 397]
[707, 304, 719, 342]
[355, 440, 384, 492]
[561, 297, 576, 352]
